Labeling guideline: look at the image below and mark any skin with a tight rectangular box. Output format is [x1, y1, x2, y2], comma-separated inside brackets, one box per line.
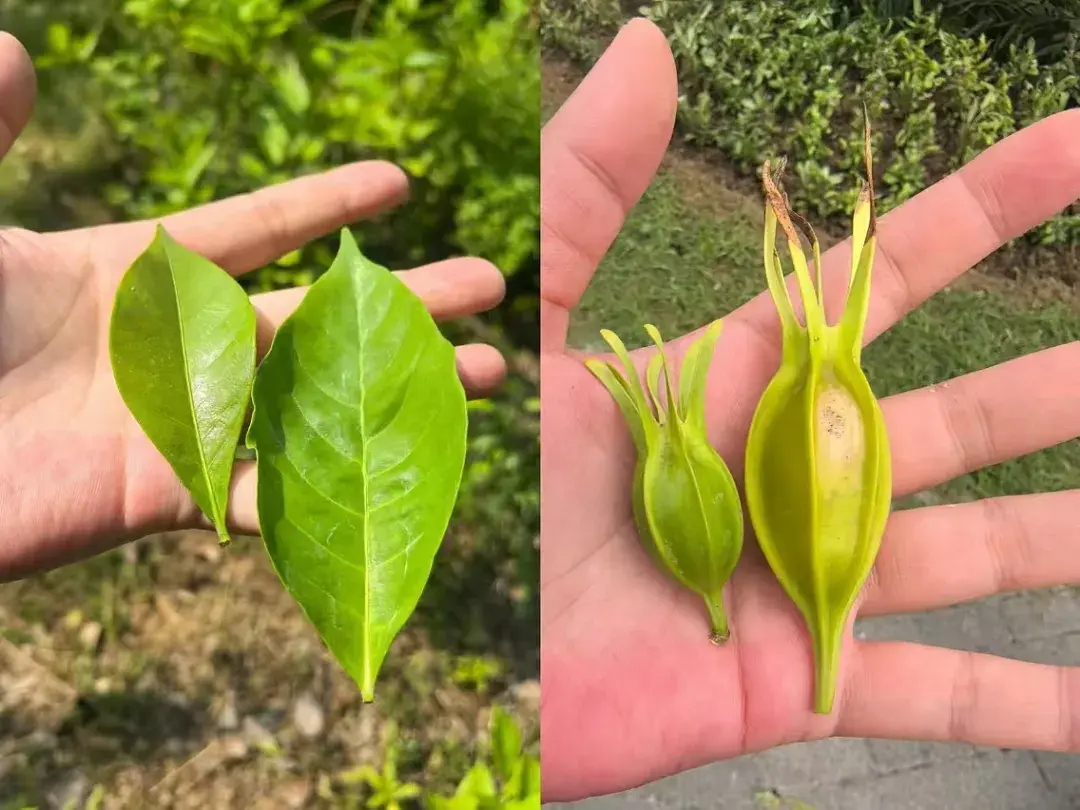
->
[0, 33, 507, 581]
[542, 19, 1080, 801]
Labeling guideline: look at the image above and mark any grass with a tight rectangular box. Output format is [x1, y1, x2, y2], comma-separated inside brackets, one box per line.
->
[565, 161, 1080, 505]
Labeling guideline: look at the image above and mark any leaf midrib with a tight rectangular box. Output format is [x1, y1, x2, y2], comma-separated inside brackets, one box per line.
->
[165, 240, 223, 533]
[354, 264, 372, 694]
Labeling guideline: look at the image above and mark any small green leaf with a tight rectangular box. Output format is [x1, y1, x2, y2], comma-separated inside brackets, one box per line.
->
[248, 228, 468, 701]
[489, 707, 521, 783]
[455, 763, 497, 800]
[395, 784, 422, 800]
[259, 110, 290, 166]
[110, 225, 256, 545]
[503, 754, 540, 802]
[274, 52, 311, 114]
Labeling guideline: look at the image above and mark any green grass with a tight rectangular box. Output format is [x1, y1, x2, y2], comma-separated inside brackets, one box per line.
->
[567, 167, 1080, 503]
[567, 173, 763, 350]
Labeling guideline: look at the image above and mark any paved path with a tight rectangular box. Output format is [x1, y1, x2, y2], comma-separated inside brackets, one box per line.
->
[546, 590, 1080, 809]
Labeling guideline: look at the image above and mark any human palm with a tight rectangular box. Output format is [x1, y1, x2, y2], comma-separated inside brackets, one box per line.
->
[541, 20, 1080, 801]
[0, 34, 506, 579]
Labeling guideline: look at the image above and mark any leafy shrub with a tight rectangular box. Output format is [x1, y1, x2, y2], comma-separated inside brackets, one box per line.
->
[37, 0, 539, 285]
[845, 0, 1080, 63]
[543, 0, 1080, 245]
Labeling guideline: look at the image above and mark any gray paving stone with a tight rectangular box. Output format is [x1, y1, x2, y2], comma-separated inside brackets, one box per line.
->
[854, 612, 921, 642]
[856, 596, 1017, 654]
[865, 738, 976, 774]
[1002, 588, 1080, 643]
[1034, 751, 1080, 803]
[544, 794, 660, 810]
[825, 749, 1063, 810]
[1010, 631, 1080, 666]
[745, 738, 877, 791]
[623, 757, 771, 810]
[912, 597, 1018, 654]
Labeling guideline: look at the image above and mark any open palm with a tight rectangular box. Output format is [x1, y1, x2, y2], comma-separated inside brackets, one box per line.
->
[541, 20, 1080, 801]
[0, 34, 507, 580]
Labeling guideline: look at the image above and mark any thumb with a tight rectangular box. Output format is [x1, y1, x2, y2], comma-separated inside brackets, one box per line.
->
[0, 32, 36, 162]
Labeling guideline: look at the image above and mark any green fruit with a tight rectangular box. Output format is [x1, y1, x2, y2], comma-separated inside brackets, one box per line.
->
[586, 321, 744, 641]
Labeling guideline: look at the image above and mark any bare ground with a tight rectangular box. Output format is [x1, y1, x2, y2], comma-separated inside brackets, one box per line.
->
[0, 529, 538, 809]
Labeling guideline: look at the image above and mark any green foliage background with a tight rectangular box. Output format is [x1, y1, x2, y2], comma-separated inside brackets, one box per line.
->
[543, 0, 1080, 245]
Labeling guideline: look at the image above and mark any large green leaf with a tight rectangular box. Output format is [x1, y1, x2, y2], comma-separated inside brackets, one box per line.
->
[110, 225, 256, 545]
[248, 228, 468, 701]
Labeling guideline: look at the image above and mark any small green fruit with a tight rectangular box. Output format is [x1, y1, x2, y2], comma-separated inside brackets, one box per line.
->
[586, 321, 744, 641]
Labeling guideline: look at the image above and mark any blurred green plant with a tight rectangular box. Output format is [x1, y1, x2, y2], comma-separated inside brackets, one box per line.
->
[450, 654, 506, 695]
[844, 0, 1080, 63]
[322, 709, 538, 810]
[338, 725, 424, 810]
[35, 0, 539, 286]
[428, 707, 540, 810]
[543, 0, 1080, 246]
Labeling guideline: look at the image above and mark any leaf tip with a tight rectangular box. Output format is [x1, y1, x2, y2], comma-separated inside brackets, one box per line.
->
[339, 225, 359, 251]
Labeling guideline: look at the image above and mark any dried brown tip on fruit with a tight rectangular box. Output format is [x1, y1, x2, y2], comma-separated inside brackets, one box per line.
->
[761, 160, 801, 246]
[789, 207, 819, 249]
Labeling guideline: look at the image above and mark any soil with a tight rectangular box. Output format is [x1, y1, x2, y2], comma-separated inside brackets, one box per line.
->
[0, 530, 538, 809]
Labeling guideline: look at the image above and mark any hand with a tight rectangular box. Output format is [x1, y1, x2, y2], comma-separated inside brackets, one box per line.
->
[0, 33, 507, 580]
[540, 19, 1080, 801]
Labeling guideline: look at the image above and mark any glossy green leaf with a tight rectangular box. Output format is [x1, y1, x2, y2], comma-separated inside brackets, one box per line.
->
[248, 227, 467, 701]
[745, 120, 892, 715]
[110, 224, 256, 545]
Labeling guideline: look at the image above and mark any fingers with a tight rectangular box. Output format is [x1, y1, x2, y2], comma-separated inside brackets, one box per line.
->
[251, 257, 506, 354]
[453, 343, 507, 396]
[540, 18, 676, 351]
[882, 341, 1080, 498]
[731, 109, 1080, 345]
[222, 343, 504, 535]
[862, 491, 1080, 616]
[0, 33, 35, 161]
[102, 161, 410, 274]
[838, 642, 1080, 753]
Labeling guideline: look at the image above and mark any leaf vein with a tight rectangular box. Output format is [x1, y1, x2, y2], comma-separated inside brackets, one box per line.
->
[282, 514, 366, 577]
[289, 392, 365, 469]
[279, 451, 365, 520]
[293, 350, 363, 414]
